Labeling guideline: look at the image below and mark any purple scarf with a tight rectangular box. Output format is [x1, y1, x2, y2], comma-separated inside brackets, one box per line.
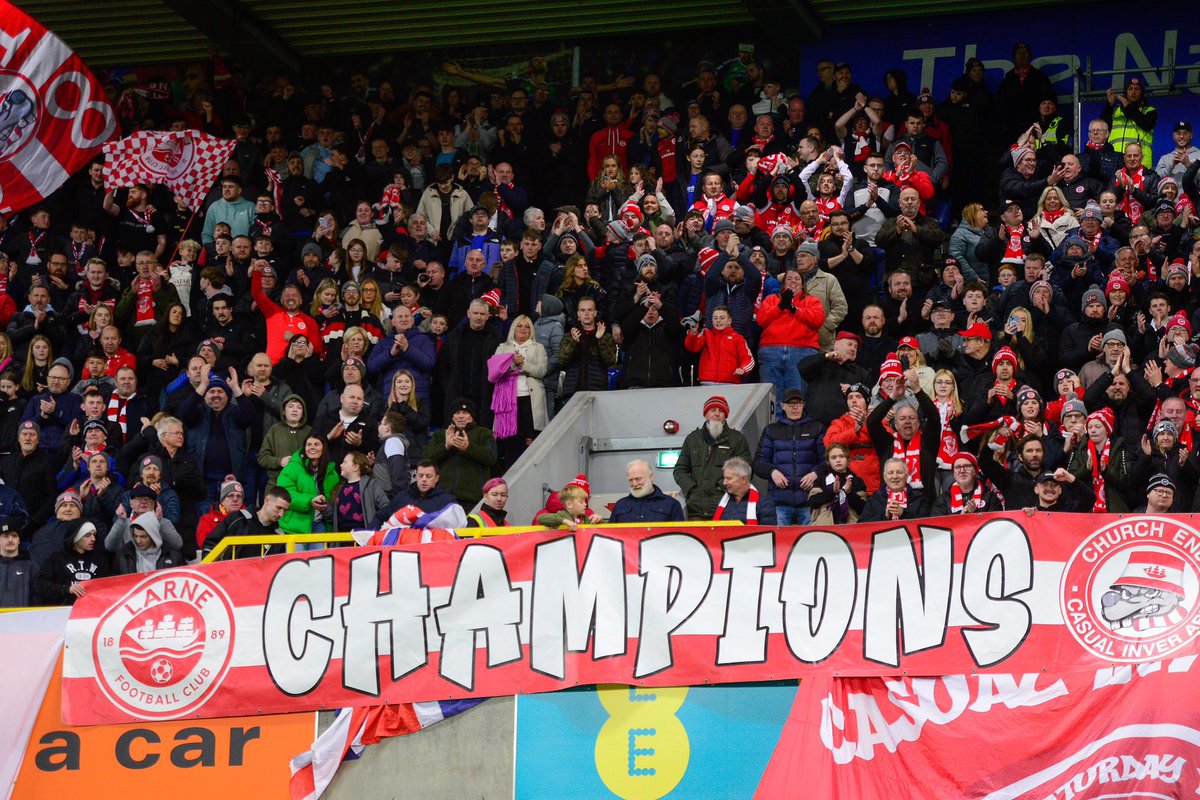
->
[488, 351, 519, 439]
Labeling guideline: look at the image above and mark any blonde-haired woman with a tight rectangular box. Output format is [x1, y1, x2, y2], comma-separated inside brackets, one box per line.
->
[932, 369, 964, 493]
[948, 203, 990, 283]
[492, 314, 548, 470]
[586, 155, 632, 223]
[1032, 185, 1078, 250]
[19, 334, 52, 397]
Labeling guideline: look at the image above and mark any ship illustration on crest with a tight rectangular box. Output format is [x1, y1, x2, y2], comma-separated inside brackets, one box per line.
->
[130, 615, 198, 649]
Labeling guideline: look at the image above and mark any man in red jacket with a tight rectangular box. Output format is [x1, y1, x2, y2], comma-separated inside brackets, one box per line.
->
[587, 104, 632, 180]
[250, 260, 323, 362]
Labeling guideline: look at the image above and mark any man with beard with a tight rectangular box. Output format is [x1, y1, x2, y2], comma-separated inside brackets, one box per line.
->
[818, 210, 875, 330]
[673, 395, 751, 520]
[857, 304, 897, 384]
[1021, 468, 1094, 513]
[102, 184, 168, 260]
[250, 261, 322, 362]
[979, 434, 1051, 509]
[279, 151, 320, 231]
[848, 152, 898, 246]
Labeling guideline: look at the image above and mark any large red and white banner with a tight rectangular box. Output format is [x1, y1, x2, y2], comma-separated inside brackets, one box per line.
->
[0, 0, 116, 213]
[102, 130, 235, 212]
[61, 513, 1200, 725]
[756, 662, 1200, 798]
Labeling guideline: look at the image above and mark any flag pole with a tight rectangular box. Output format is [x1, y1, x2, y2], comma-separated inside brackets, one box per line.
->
[161, 207, 201, 268]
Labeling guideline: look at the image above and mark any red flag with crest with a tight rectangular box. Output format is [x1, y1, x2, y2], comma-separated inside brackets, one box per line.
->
[102, 130, 236, 212]
[0, 0, 117, 213]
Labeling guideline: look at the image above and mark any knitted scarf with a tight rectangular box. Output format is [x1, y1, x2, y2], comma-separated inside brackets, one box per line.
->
[107, 393, 129, 436]
[1117, 167, 1146, 224]
[134, 278, 155, 326]
[487, 352, 519, 439]
[1001, 225, 1025, 264]
[887, 489, 908, 520]
[892, 433, 923, 488]
[949, 482, 985, 513]
[1089, 437, 1111, 512]
[715, 485, 758, 523]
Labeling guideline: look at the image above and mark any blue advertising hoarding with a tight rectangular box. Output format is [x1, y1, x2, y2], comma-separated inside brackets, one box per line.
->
[515, 682, 797, 799]
[798, 5, 1198, 149]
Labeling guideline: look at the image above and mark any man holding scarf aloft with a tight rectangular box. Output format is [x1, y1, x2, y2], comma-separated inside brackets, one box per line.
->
[931, 452, 1003, 516]
[1066, 407, 1139, 513]
[866, 358, 943, 496]
[1109, 143, 1160, 226]
[712, 457, 774, 524]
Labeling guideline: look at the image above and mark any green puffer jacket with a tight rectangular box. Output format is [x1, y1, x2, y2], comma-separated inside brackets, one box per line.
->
[276, 454, 340, 534]
[257, 394, 311, 489]
[672, 424, 751, 519]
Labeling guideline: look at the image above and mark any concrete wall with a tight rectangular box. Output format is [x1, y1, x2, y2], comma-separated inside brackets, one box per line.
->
[494, 384, 775, 524]
[324, 697, 515, 800]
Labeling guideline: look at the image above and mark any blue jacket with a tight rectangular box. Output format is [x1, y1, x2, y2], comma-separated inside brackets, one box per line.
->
[753, 416, 826, 507]
[366, 328, 437, 402]
[21, 390, 83, 452]
[449, 232, 503, 276]
[609, 486, 685, 523]
[179, 392, 254, 477]
[0, 485, 29, 534]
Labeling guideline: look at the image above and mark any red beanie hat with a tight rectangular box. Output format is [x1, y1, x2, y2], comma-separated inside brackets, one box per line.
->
[704, 395, 730, 417]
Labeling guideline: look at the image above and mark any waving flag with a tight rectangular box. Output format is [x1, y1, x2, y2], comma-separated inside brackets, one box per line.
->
[289, 698, 485, 800]
[0, 0, 117, 213]
[102, 129, 236, 211]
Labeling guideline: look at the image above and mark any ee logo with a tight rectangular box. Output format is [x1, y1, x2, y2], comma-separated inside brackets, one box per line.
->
[594, 685, 690, 799]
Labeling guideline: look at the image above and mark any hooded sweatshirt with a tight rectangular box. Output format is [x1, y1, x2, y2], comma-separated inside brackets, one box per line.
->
[33, 519, 108, 605]
[257, 394, 312, 487]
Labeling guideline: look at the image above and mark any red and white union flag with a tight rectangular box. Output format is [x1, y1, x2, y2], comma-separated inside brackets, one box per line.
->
[0, 0, 117, 212]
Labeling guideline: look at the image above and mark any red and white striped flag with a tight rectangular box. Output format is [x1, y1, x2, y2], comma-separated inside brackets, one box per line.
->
[102, 129, 236, 212]
[0, 0, 117, 213]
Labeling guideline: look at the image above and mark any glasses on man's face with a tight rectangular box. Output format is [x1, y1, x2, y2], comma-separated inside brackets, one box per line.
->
[953, 464, 975, 472]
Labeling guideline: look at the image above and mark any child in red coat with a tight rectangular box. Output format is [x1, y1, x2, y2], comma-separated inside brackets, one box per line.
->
[684, 306, 755, 384]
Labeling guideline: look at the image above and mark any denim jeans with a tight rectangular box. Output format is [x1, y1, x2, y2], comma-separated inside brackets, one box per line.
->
[758, 345, 817, 417]
[774, 505, 811, 526]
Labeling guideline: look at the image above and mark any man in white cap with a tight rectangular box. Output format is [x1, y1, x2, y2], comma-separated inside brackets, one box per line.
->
[32, 519, 108, 605]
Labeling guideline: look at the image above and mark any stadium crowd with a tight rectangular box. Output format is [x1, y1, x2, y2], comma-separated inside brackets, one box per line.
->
[0, 42, 1198, 606]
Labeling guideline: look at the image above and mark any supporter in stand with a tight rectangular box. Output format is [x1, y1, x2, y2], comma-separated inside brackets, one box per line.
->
[2, 40, 1194, 539]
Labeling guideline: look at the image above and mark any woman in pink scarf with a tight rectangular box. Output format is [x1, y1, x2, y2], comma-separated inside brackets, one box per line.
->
[490, 315, 548, 471]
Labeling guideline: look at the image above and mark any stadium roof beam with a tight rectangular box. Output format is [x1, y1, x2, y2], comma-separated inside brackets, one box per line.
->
[159, 0, 305, 76]
[740, 0, 826, 53]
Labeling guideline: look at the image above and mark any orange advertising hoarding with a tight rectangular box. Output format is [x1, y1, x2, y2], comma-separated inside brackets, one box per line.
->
[14, 659, 314, 799]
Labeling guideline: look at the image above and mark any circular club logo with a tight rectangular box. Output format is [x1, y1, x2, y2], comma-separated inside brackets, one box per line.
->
[0, 70, 41, 162]
[1060, 516, 1200, 663]
[138, 136, 196, 181]
[92, 571, 235, 719]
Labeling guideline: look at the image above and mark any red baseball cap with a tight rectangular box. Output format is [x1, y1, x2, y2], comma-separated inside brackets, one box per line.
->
[958, 321, 993, 340]
[835, 331, 862, 345]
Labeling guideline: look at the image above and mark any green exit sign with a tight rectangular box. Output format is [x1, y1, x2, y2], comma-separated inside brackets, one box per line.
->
[657, 451, 680, 469]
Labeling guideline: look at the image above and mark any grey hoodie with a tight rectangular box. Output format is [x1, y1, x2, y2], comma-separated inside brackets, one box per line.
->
[131, 512, 162, 574]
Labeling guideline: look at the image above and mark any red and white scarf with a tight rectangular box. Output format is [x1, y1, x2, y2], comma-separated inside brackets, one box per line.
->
[949, 482, 985, 514]
[1089, 437, 1111, 512]
[935, 398, 959, 468]
[134, 278, 155, 327]
[887, 489, 908, 520]
[892, 434, 923, 489]
[1001, 225, 1025, 264]
[107, 393, 130, 436]
[1117, 168, 1146, 225]
[714, 485, 758, 524]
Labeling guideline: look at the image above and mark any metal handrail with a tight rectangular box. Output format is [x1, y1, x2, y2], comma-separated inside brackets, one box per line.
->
[199, 521, 745, 559]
